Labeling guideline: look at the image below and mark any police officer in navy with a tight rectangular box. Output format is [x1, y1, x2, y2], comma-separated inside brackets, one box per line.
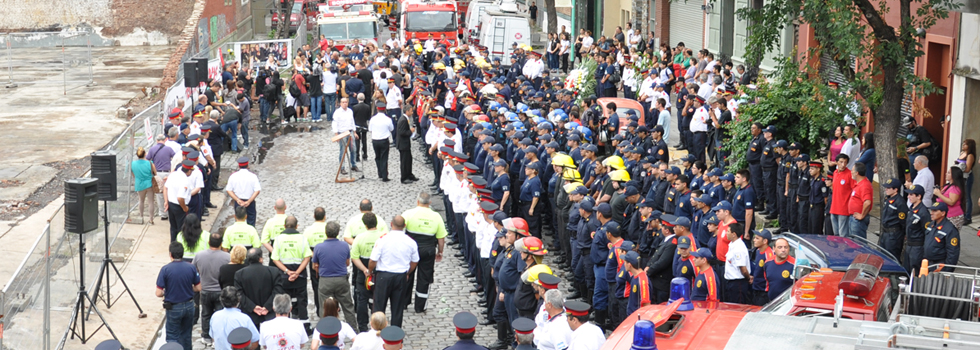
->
[794, 154, 813, 233]
[783, 143, 802, 231]
[807, 161, 829, 235]
[903, 185, 928, 273]
[879, 178, 908, 259]
[745, 123, 765, 211]
[760, 126, 778, 218]
[444, 312, 488, 350]
[924, 202, 960, 272]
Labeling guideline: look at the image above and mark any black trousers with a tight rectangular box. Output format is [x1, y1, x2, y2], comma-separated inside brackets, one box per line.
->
[604, 87, 617, 98]
[373, 271, 408, 327]
[356, 128, 368, 160]
[167, 203, 186, 242]
[200, 290, 223, 339]
[724, 278, 749, 304]
[284, 281, 308, 321]
[748, 162, 764, 210]
[608, 282, 621, 326]
[777, 183, 789, 226]
[903, 244, 924, 274]
[211, 153, 222, 189]
[809, 203, 826, 235]
[482, 258, 495, 316]
[879, 227, 904, 262]
[796, 198, 810, 234]
[398, 147, 414, 181]
[353, 260, 371, 332]
[372, 139, 390, 180]
[234, 200, 257, 227]
[762, 168, 777, 213]
[406, 242, 436, 312]
[784, 188, 797, 231]
[310, 271, 321, 317]
[692, 131, 707, 164]
[752, 289, 770, 306]
[520, 202, 542, 238]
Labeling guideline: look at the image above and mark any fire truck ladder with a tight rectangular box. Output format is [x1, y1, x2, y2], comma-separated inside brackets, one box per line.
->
[490, 17, 506, 60]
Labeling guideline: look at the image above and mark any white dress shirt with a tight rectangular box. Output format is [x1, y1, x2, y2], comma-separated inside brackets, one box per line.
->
[368, 113, 394, 140]
[385, 86, 403, 109]
[226, 169, 261, 200]
[724, 238, 750, 280]
[332, 107, 356, 134]
[165, 170, 191, 204]
[690, 106, 710, 132]
[370, 230, 419, 273]
[523, 59, 544, 79]
[534, 312, 572, 350]
[568, 322, 606, 350]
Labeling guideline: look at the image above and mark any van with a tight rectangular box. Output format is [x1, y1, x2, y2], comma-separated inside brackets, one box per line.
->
[464, 0, 495, 44]
[477, 4, 530, 64]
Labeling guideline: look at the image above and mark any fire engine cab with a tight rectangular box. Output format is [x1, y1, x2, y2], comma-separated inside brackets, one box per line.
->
[317, 0, 380, 49]
[399, 0, 461, 45]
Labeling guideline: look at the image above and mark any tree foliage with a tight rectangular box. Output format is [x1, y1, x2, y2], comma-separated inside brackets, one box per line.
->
[734, 0, 957, 188]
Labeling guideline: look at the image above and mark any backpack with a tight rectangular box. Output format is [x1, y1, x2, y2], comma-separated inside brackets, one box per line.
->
[288, 79, 301, 97]
[263, 83, 279, 102]
[609, 68, 622, 84]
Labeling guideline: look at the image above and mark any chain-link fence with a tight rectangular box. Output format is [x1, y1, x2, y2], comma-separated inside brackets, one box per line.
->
[0, 102, 166, 350]
[1, 31, 96, 94]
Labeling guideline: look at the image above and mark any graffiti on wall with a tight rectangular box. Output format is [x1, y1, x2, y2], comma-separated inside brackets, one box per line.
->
[196, 14, 233, 53]
[210, 14, 231, 44]
[197, 18, 210, 53]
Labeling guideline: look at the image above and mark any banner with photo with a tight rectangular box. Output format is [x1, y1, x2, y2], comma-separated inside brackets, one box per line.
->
[233, 39, 293, 72]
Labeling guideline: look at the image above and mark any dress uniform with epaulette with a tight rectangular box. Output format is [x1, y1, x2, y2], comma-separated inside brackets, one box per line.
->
[903, 185, 929, 273]
[923, 202, 960, 272]
[444, 312, 488, 350]
[746, 130, 765, 211]
[879, 178, 908, 259]
[784, 143, 802, 230]
[773, 141, 790, 222]
[808, 168, 830, 235]
[795, 154, 813, 233]
[270, 225, 313, 325]
[760, 127, 778, 217]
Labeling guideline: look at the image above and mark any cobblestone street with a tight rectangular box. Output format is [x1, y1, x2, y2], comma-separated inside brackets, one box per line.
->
[177, 123, 576, 349]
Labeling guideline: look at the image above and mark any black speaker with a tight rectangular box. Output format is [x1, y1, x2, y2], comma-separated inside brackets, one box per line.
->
[91, 151, 117, 201]
[65, 178, 99, 234]
[194, 57, 209, 86]
[183, 61, 199, 87]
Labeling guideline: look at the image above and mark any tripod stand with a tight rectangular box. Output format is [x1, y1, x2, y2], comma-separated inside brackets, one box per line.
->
[67, 224, 118, 343]
[88, 200, 146, 320]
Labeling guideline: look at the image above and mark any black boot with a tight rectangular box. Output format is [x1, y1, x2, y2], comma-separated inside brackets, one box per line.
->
[595, 309, 608, 331]
[487, 322, 510, 350]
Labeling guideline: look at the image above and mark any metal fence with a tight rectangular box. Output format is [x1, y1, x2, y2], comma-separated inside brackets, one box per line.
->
[1, 31, 96, 94]
[0, 102, 166, 350]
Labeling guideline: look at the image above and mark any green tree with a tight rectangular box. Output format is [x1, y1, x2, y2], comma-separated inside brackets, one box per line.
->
[735, 0, 956, 188]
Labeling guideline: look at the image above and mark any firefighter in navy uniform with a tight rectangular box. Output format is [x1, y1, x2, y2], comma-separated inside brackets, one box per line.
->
[879, 178, 908, 259]
[794, 154, 813, 234]
[760, 126, 779, 218]
[784, 143, 802, 231]
[745, 123, 765, 211]
[774, 140, 790, 223]
[807, 162, 829, 235]
[923, 202, 961, 272]
[903, 185, 928, 274]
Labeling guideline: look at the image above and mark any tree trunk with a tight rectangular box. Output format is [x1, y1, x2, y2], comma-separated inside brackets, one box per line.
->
[545, 0, 558, 34]
[278, 0, 294, 39]
[873, 62, 904, 198]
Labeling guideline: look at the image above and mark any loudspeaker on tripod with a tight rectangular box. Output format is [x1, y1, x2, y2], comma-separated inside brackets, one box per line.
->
[65, 178, 99, 233]
[91, 151, 117, 202]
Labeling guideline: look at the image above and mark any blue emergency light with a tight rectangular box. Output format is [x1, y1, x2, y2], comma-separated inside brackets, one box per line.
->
[631, 319, 657, 350]
[668, 277, 694, 311]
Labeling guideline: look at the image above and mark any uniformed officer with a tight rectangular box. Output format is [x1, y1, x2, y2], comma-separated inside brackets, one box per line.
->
[807, 162, 829, 235]
[222, 206, 261, 250]
[519, 162, 544, 238]
[690, 248, 719, 302]
[369, 216, 420, 328]
[903, 185, 928, 273]
[794, 154, 813, 233]
[763, 238, 796, 299]
[402, 191, 449, 313]
[315, 316, 343, 350]
[924, 202, 960, 272]
[225, 156, 261, 226]
[260, 199, 289, 253]
[228, 327, 254, 350]
[783, 143, 802, 231]
[646, 214, 678, 303]
[575, 198, 600, 304]
[533, 288, 572, 350]
[270, 215, 313, 327]
[511, 317, 537, 350]
[760, 126, 778, 217]
[749, 229, 774, 306]
[565, 301, 606, 350]
[732, 170, 756, 240]
[380, 325, 406, 349]
[745, 123, 765, 210]
[444, 312, 487, 350]
[304, 207, 329, 317]
[774, 140, 790, 222]
[673, 236, 696, 282]
[498, 218, 530, 325]
[879, 178, 908, 259]
[624, 250, 650, 316]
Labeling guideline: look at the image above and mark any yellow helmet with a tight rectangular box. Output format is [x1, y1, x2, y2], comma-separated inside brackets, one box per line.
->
[563, 182, 584, 194]
[603, 156, 626, 170]
[454, 58, 466, 67]
[433, 62, 446, 70]
[550, 153, 575, 168]
[562, 168, 582, 181]
[609, 169, 631, 182]
[414, 44, 423, 55]
[520, 264, 554, 284]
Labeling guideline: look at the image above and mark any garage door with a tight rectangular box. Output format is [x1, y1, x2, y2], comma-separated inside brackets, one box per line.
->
[669, 0, 704, 50]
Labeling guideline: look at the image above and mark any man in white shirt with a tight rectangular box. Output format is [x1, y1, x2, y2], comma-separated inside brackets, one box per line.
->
[839, 124, 862, 170]
[368, 216, 419, 328]
[523, 52, 545, 80]
[226, 156, 262, 226]
[723, 226, 751, 304]
[565, 300, 606, 350]
[369, 101, 395, 182]
[332, 97, 360, 172]
[385, 78, 403, 125]
[689, 96, 710, 163]
[533, 289, 572, 350]
[164, 160, 194, 242]
[908, 155, 935, 207]
[259, 294, 309, 350]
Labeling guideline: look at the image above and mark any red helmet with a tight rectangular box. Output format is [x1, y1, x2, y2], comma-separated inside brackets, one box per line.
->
[516, 237, 548, 256]
[510, 217, 529, 236]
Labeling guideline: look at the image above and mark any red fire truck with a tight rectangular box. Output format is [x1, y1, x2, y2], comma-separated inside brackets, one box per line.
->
[399, 0, 461, 44]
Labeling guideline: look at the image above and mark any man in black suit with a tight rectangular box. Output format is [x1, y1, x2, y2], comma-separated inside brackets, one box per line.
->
[206, 110, 230, 192]
[352, 93, 373, 162]
[396, 110, 418, 184]
[234, 248, 284, 329]
[645, 214, 678, 304]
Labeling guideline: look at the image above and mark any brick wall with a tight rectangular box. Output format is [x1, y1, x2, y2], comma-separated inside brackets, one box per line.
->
[0, 0, 192, 37]
[161, 0, 210, 88]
